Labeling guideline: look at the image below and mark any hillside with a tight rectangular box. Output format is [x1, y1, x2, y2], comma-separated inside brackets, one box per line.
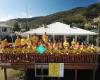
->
[4, 2, 100, 31]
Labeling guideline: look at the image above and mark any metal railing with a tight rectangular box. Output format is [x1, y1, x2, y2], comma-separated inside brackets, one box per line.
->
[0, 53, 98, 63]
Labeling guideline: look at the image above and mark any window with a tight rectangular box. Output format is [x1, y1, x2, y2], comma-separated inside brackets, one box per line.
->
[2, 28, 7, 32]
[35, 63, 48, 77]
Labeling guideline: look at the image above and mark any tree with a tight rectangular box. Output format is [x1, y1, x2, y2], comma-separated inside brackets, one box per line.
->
[13, 22, 21, 31]
[84, 22, 92, 29]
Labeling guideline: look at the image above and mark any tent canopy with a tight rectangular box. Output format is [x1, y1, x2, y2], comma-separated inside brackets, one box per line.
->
[21, 22, 98, 36]
[46, 22, 97, 35]
[21, 27, 47, 36]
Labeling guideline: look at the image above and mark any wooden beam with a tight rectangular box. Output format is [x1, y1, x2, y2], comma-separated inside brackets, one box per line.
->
[93, 69, 96, 80]
[75, 35, 78, 42]
[4, 68, 7, 80]
[75, 69, 77, 80]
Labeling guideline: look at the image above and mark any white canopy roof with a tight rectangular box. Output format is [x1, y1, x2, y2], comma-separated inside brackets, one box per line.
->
[47, 22, 70, 28]
[21, 29, 35, 36]
[21, 22, 97, 36]
[28, 27, 48, 35]
[47, 22, 97, 35]
[21, 27, 47, 36]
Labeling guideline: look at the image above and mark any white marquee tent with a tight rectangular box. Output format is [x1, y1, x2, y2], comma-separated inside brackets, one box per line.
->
[21, 30, 35, 36]
[30, 27, 48, 35]
[21, 27, 47, 36]
[21, 22, 97, 36]
[20, 22, 98, 45]
[46, 22, 97, 35]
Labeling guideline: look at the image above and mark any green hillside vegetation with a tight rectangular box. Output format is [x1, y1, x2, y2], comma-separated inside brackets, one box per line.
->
[5, 2, 100, 31]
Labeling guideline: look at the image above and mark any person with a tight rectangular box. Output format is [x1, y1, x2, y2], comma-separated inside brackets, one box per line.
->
[53, 40, 58, 50]
[80, 43, 84, 51]
[21, 37, 27, 48]
[58, 40, 63, 50]
[70, 38, 77, 49]
[0, 39, 1, 49]
[74, 42, 79, 50]
[90, 44, 97, 52]
[1, 38, 9, 48]
[32, 33, 39, 46]
[63, 39, 69, 49]
[15, 36, 21, 48]
[27, 39, 32, 48]
[48, 40, 52, 50]
[71, 38, 76, 46]
[42, 32, 48, 44]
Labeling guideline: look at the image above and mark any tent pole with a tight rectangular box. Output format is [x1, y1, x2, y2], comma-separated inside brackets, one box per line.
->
[75, 35, 77, 42]
[96, 35, 99, 47]
[87, 35, 89, 44]
[4, 68, 7, 80]
[64, 35, 66, 41]
[53, 35, 55, 42]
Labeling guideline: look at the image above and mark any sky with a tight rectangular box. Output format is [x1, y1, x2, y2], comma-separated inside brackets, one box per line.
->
[0, 0, 99, 21]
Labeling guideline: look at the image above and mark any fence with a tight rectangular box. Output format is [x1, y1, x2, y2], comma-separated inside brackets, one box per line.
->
[0, 53, 98, 63]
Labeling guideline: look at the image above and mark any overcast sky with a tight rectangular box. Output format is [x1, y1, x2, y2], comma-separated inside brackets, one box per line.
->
[0, 0, 99, 21]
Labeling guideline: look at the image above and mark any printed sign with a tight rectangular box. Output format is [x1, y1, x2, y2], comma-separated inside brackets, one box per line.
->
[49, 63, 64, 77]
[36, 45, 46, 54]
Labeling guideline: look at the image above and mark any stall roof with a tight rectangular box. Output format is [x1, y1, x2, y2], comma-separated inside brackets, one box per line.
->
[21, 22, 98, 36]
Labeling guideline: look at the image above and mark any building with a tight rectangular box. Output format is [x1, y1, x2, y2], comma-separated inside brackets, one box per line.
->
[0, 23, 12, 39]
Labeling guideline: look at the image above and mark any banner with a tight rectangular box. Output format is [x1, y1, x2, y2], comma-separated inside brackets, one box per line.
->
[49, 63, 64, 77]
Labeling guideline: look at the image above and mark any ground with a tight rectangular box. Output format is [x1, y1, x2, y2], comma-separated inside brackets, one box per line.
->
[0, 68, 21, 80]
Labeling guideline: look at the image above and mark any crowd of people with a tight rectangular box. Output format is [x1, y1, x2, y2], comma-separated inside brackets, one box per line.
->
[0, 32, 98, 54]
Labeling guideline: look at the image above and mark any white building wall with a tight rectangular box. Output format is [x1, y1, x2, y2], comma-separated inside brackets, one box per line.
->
[0, 27, 12, 38]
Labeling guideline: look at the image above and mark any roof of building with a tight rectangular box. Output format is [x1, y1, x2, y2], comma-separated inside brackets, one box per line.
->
[0, 23, 11, 28]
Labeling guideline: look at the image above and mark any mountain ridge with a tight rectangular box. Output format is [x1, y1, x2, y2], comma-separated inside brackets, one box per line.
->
[1, 2, 100, 30]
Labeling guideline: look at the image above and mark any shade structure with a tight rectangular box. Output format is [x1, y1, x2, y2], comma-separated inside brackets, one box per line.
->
[21, 22, 98, 36]
[30, 27, 47, 35]
[47, 22, 71, 35]
[20, 29, 35, 36]
[21, 27, 47, 36]
[70, 27, 98, 35]
[46, 22, 98, 35]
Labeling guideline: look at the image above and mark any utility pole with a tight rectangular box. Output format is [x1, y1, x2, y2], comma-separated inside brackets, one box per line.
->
[98, 21, 100, 46]
[93, 16, 100, 47]
[25, 6, 29, 31]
